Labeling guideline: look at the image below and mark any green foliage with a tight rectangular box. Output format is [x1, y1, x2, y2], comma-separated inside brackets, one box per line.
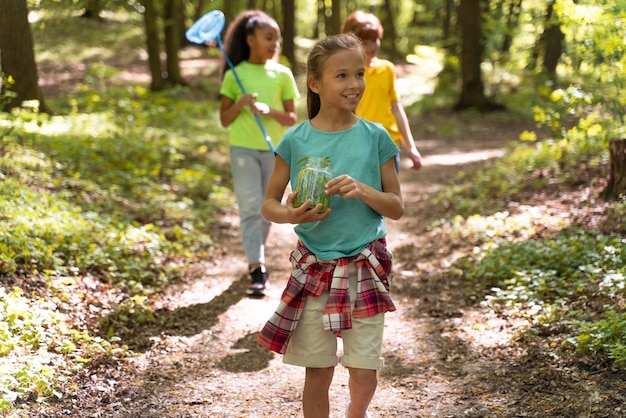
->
[0, 285, 130, 410]
[532, 85, 613, 165]
[1, 62, 234, 413]
[577, 310, 626, 367]
[431, 111, 609, 218]
[0, 72, 18, 111]
[1, 286, 89, 408]
[523, 0, 626, 166]
[456, 227, 626, 364]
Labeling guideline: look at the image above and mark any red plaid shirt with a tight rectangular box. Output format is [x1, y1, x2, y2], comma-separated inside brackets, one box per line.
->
[257, 239, 396, 354]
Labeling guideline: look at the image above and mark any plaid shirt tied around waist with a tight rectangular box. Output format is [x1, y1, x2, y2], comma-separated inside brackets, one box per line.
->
[257, 239, 396, 354]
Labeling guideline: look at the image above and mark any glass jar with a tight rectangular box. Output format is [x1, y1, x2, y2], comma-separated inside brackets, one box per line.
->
[293, 157, 333, 212]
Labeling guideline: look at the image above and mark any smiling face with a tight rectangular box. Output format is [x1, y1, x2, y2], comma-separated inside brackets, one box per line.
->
[308, 47, 366, 114]
[247, 24, 281, 64]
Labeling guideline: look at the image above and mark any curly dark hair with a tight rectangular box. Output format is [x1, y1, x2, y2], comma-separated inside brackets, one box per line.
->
[220, 10, 278, 79]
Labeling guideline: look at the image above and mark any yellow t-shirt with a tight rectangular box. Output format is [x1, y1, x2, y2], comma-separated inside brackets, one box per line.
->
[356, 57, 401, 144]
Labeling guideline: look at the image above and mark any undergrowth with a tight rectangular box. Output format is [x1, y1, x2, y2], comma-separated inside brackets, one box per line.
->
[2, 2, 626, 413]
[1, 65, 234, 409]
[437, 80, 626, 367]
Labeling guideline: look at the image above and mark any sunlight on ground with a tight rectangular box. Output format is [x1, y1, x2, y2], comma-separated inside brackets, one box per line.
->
[419, 148, 505, 167]
[398, 44, 445, 107]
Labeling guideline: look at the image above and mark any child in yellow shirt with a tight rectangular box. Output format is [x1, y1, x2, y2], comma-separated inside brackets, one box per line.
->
[342, 11, 423, 172]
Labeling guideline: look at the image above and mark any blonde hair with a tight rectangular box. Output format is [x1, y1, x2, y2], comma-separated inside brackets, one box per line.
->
[306, 33, 363, 119]
[341, 11, 384, 41]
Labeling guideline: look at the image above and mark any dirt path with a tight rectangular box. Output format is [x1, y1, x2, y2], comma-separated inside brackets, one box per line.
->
[30, 50, 626, 417]
[33, 112, 626, 418]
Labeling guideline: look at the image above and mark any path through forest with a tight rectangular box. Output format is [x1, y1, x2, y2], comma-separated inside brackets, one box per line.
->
[33, 111, 625, 418]
[30, 47, 626, 418]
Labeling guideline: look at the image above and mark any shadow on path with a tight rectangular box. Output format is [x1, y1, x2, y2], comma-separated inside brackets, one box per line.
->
[108, 274, 249, 352]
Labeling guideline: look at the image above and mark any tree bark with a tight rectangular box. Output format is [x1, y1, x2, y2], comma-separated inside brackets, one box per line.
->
[322, 1, 332, 36]
[542, 0, 564, 80]
[281, 0, 296, 74]
[455, 0, 502, 112]
[381, 0, 400, 60]
[330, 0, 341, 35]
[163, 0, 185, 86]
[0, 0, 47, 112]
[81, 0, 105, 20]
[602, 139, 626, 200]
[501, 0, 523, 55]
[443, 0, 455, 53]
[143, 0, 165, 91]
[455, 0, 489, 111]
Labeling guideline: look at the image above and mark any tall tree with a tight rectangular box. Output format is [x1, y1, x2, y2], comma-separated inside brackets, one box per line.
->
[282, 0, 296, 73]
[330, 0, 341, 35]
[440, 0, 456, 53]
[143, 0, 166, 90]
[381, 0, 400, 60]
[163, 0, 184, 85]
[81, 0, 106, 19]
[455, 0, 497, 111]
[501, 0, 523, 55]
[541, 0, 564, 80]
[0, 0, 47, 112]
[141, 0, 185, 91]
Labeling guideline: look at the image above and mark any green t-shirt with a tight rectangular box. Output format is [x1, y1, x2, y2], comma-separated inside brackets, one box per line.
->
[220, 60, 300, 151]
[276, 118, 400, 260]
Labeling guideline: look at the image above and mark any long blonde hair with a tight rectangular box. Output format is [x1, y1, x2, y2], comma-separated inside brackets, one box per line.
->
[306, 33, 363, 119]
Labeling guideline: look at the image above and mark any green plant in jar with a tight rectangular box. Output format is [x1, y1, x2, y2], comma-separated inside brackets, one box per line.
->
[293, 156, 333, 211]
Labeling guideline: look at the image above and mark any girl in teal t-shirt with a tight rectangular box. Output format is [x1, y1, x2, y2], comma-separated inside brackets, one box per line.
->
[260, 33, 403, 418]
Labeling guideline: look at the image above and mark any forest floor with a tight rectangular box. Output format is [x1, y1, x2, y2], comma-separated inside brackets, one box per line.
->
[27, 47, 626, 418]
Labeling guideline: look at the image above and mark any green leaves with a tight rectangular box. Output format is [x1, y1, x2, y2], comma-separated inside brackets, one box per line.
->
[0, 287, 73, 406]
[457, 227, 626, 364]
[0, 67, 234, 410]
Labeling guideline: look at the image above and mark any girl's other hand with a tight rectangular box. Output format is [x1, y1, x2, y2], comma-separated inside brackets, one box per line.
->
[285, 192, 331, 224]
[325, 174, 361, 200]
[238, 93, 257, 108]
[251, 101, 271, 115]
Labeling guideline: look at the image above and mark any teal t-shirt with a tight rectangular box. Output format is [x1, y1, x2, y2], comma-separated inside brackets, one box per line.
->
[220, 60, 300, 150]
[276, 118, 399, 260]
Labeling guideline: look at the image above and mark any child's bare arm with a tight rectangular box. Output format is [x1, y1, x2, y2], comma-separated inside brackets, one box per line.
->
[251, 99, 297, 127]
[324, 158, 404, 220]
[262, 156, 331, 224]
[220, 94, 256, 128]
[391, 101, 423, 170]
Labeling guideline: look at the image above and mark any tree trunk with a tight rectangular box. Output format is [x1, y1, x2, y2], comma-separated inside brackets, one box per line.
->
[163, 0, 185, 86]
[455, 0, 491, 111]
[330, 0, 341, 35]
[315, 0, 323, 38]
[442, 0, 455, 53]
[81, 0, 105, 20]
[193, 0, 205, 22]
[602, 139, 626, 200]
[177, 3, 188, 48]
[281, 0, 296, 73]
[542, 0, 564, 80]
[381, 0, 400, 60]
[0, 0, 47, 112]
[143, 0, 165, 91]
[323, 1, 332, 36]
